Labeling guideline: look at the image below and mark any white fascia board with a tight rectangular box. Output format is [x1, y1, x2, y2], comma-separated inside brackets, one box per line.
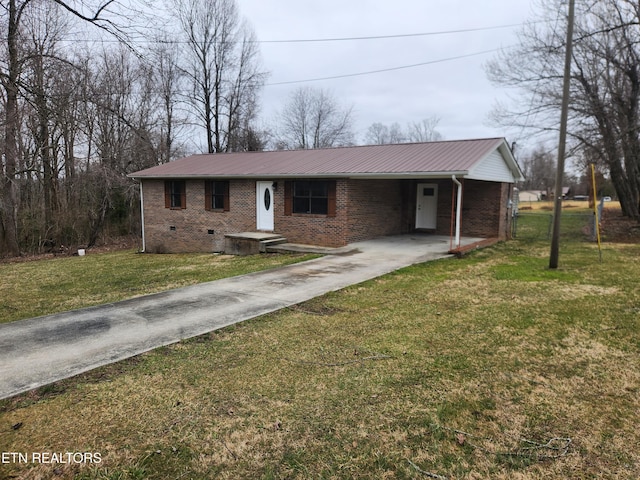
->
[498, 141, 525, 181]
[467, 141, 525, 183]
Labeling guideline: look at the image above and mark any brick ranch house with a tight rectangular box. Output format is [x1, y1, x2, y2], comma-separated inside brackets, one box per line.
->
[128, 138, 524, 253]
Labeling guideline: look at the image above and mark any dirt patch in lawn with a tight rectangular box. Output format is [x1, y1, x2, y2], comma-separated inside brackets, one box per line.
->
[601, 208, 640, 242]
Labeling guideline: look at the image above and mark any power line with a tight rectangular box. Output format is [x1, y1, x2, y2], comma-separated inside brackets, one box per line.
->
[266, 48, 507, 86]
[31, 47, 509, 95]
[258, 23, 527, 43]
[56, 22, 532, 45]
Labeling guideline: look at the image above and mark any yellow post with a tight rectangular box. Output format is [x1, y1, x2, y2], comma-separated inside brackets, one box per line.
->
[590, 163, 603, 261]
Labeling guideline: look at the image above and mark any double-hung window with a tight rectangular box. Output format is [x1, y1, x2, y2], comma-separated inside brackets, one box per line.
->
[164, 180, 186, 209]
[205, 181, 230, 211]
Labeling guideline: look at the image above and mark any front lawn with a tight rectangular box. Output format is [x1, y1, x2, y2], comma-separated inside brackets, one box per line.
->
[1, 238, 639, 479]
[0, 250, 317, 324]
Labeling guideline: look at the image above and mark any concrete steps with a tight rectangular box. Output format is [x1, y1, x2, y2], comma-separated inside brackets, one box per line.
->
[223, 232, 358, 255]
[259, 236, 288, 252]
[265, 242, 358, 255]
[224, 232, 287, 255]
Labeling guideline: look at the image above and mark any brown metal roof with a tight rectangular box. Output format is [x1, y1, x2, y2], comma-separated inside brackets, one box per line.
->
[129, 138, 516, 179]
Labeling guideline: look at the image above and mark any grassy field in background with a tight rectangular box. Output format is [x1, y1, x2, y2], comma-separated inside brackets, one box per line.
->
[0, 251, 317, 324]
[516, 199, 618, 211]
[513, 201, 625, 243]
[1, 227, 639, 479]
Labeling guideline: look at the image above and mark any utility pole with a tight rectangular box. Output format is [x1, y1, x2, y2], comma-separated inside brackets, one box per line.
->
[549, 0, 576, 269]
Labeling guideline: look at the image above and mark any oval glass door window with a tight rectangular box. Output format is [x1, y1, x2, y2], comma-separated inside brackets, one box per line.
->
[264, 188, 271, 210]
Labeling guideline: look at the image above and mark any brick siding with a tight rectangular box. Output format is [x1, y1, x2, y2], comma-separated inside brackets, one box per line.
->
[459, 180, 513, 240]
[143, 179, 256, 253]
[344, 179, 406, 243]
[275, 180, 349, 247]
[410, 179, 513, 240]
[141, 177, 514, 253]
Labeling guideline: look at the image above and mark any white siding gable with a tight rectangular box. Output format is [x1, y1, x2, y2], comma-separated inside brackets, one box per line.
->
[467, 148, 517, 183]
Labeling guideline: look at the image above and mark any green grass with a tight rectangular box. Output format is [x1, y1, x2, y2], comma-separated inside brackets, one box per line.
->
[0, 250, 317, 324]
[514, 205, 595, 242]
[1, 238, 639, 479]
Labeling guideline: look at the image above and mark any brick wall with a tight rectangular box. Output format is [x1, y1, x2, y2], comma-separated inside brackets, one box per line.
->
[499, 182, 515, 240]
[141, 177, 514, 253]
[459, 179, 513, 240]
[142, 178, 352, 251]
[275, 180, 349, 247]
[344, 179, 405, 243]
[435, 180, 454, 234]
[142, 179, 255, 253]
[403, 179, 513, 240]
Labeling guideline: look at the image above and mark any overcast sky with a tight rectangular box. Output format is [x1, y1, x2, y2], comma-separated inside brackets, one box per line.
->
[237, 0, 536, 145]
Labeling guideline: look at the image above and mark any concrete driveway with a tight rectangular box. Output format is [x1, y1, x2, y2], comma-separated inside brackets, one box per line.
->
[0, 234, 484, 400]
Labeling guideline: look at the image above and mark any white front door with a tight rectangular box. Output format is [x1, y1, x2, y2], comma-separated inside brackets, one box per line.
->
[256, 181, 274, 231]
[416, 183, 438, 229]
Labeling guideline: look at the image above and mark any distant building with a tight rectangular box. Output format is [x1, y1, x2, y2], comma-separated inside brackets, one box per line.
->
[518, 190, 543, 202]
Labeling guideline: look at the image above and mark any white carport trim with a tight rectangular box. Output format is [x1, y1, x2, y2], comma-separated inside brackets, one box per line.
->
[139, 181, 146, 253]
[452, 175, 463, 249]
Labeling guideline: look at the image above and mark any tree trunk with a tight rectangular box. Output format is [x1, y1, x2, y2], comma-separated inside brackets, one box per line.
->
[2, 0, 21, 255]
[33, 53, 58, 235]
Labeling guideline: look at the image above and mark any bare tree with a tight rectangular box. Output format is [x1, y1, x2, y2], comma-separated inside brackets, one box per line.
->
[388, 122, 406, 144]
[225, 22, 267, 151]
[176, 0, 265, 153]
[85, 45, 162, 245]
[20, 2, 73, 239]
[364, 122, 390, 145]
[0, 0, 133, 255]
[407, 116, 443, 142]
[148, 36, 186, 163]
[277, 87, 354, 149]
[487, 0, 640, 219]
[519, 146, 556, 194]
[364, 117, 442, 145]
[0, 0, 269, 255]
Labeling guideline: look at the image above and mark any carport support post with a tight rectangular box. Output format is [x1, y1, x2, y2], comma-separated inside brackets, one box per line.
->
[452, 175, 462, 249]
[139, 181, 146, 252]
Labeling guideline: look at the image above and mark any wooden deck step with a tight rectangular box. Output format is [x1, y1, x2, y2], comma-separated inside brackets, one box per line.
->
[448, 237, 500, 257]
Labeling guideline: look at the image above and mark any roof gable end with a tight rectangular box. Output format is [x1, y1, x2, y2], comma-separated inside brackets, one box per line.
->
[467, 140, 524, 183]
